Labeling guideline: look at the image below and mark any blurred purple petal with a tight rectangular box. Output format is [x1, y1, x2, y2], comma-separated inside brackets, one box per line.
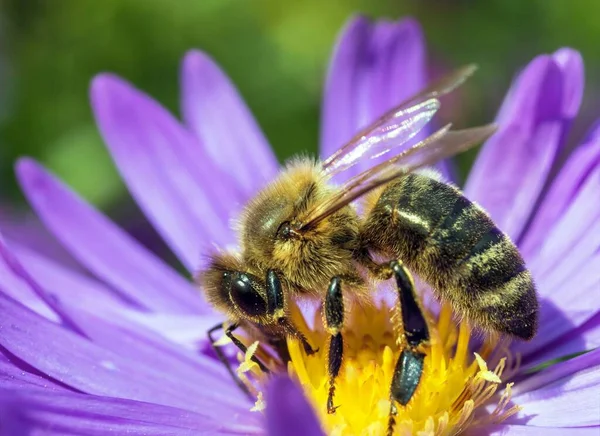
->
[16, 159, 208, 315]
[91, 74, 236, 271]
[0, 390, 261, 435]
[267, 377, 324, 436]
[553, 48, 585, 119]
[320, 16, 426, 157]
[181, 50, 278, 197]
[465, 49, 583, 241]
[321, 17, 375, 160]
[320, 16, 449, 180]
[0, 289, 253, 415]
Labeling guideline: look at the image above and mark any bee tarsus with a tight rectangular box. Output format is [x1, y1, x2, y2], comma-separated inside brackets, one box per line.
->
[386, 402, 399, 436]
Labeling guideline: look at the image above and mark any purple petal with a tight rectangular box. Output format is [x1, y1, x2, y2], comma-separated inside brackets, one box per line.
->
[320, 16, 445, 180]
[0, 243, 58, 322]
[481, 425, 598, 435]
[181, 50, 278, 197]
[506, 351, 600, 427]
[10, 242, 132, 316]
[91, 74, 237, 271]
[124, 311, 223, 349]
[2, 241, 221, 355]
[465, 49, 583, 242]
[0, 237, 232, 386]
[0, 389, 261, 435]
[266, 377, 324, 436]
[525, 166, 600, 287]
[515, 348, 600, 396]
[0, 232, 166, 343]
[520, 119, 600, 258]
[0, 351, 69, 392]
[0, 209, 83, 273]
[553, 48, 585, 119]
[512, 143, 600, 358]
[528, 312, 600, 366]
[16, 159, 208, 314]
[515, 255, 599, 363]
[0, 288, 253, 415]
[0, 231, 97, 335]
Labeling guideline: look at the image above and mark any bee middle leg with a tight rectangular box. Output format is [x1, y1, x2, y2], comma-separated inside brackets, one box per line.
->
[386, 260, 430, 436]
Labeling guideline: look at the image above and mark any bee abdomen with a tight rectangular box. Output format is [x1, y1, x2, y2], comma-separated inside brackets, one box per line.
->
[456, 227, 537, 339]
[363, 174, 458, 264]
[362, 173, 538, 340]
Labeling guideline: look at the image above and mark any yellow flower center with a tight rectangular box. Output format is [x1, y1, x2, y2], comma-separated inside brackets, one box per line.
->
[235, 295, 522, 435]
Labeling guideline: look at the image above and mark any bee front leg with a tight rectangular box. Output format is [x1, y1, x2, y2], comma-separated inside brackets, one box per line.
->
[325, 276, 344, 414]
[267, 270, 318, 357]
[224, 322, 271, 373]
[386, 260, 430, 435]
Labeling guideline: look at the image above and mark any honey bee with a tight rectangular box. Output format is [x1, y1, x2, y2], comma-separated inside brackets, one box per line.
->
[200, 66, 538, 420]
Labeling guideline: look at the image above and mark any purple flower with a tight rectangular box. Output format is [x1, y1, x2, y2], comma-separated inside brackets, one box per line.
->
[0, 16, 599, 435]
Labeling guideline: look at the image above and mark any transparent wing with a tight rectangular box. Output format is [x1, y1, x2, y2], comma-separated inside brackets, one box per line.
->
[301, 123, 496, 229]
[322, 98, 440, 176]
[322, 65, 478, 177]
[398, 64, 477, 108]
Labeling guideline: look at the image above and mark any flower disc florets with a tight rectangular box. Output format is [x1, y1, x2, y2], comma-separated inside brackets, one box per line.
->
[231, 288, 523, 436]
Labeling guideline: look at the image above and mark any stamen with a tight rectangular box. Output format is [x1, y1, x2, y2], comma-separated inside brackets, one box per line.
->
[473, 353, 502, 383]
[250, 392, 266, 412]
[226, 295, 523, 435]
[237, 341, 260, 374]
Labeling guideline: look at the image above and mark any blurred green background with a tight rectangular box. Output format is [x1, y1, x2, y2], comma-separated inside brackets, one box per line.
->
[1, 0, 599, 229]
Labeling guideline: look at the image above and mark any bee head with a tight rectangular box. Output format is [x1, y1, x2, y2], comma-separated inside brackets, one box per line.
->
[240, 159, 360, 290]
[199, 252, 278, 325]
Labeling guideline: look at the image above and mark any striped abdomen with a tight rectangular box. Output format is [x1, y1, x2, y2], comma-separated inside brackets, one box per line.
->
[360, 173, 538, 340]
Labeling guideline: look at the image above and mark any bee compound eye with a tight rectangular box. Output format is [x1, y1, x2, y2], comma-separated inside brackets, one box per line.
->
[228, 273, 267, 317]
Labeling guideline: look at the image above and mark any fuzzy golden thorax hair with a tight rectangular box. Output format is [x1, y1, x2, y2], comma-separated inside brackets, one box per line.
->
[239, 158, 361, 293]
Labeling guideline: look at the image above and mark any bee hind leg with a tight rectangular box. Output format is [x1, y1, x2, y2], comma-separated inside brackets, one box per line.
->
[324, 276, 345, 414]
[387, 261, 429, 436]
